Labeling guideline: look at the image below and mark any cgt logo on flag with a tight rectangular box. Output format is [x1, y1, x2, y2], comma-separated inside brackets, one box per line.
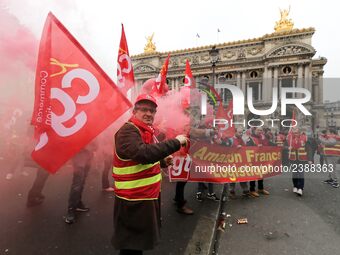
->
[35, 58, 100, 149]
[184, 59, 196, 88]
[117, 24, 135, 95]
[152, 54, 170, 96]
[31, 13, 131, 173]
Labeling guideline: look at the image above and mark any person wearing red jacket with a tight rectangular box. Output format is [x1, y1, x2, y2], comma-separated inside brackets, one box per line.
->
[319, 128, 340, 188]
[246, 127, 270, 197]
[286, 127, 314, 196]
[276, 130, 289, 166]
[228, 127, 251, 198]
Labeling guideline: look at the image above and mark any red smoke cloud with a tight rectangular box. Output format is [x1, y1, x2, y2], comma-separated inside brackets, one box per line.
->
[0, 4, 37, 73]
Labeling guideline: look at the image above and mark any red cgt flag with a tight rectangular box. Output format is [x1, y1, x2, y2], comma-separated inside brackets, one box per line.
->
[31, 12, 132, 173]
[117, 24, 135, 96]
[216, 99, 234, 138]
[184, 59, 196, 88]
[151, 54, 170, 96]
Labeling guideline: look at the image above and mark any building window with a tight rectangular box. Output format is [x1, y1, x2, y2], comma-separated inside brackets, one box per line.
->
[247, 82, 262, 101]
[283, 66, 292, 75]
[218, 76, 226, 84]
[226, 73, 233, 79]
[250, 71, 258, 78]
[281, 78, 294, 98]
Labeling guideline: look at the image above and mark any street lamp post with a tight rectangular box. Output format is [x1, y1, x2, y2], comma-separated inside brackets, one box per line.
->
[209, 46, 219, 88]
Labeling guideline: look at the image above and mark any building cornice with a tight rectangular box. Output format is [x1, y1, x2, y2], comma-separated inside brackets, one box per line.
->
[132, 27, 315, 59]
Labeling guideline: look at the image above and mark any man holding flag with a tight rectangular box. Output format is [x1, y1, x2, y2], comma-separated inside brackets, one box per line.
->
[286, 126, 314, 196]
[112, 94, 188, 254]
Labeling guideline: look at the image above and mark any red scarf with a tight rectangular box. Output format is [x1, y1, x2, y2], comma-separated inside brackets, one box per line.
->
[129, 117, 155, 144]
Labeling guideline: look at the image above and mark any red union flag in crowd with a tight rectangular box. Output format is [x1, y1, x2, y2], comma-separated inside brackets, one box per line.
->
[184, 59, 196, 88]
[216, 100, 234, 138]
[117, 24, 135, 96]
[31, 12, 132, 173]
[151, 54, 170, 96]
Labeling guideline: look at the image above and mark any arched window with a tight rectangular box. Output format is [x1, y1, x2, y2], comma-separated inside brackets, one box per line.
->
[250, 71, 258, 78]
[283, 66, 292, 75]
[226, 73, 233, 79]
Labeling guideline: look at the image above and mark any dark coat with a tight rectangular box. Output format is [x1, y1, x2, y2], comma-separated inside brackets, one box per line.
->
[112, 122, 181, 251]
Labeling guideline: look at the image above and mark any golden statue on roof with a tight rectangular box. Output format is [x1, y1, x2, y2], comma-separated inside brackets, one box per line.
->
[144, 33, 156, 53]
[274, 6, 294, 33]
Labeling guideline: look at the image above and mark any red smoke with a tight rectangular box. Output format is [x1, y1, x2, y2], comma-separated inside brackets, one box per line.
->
[0, 2, 38, 177]
[0, 4, 37, 73]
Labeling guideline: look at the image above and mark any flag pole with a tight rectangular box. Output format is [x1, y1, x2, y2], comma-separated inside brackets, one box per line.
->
[288, 109, 296, 159]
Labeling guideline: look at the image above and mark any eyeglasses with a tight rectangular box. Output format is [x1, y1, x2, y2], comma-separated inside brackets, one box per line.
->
[135, 107, 157, 114]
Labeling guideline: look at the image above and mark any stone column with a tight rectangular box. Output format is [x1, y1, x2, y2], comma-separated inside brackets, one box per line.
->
[263, 67, 268, 102]
[273, 67, 279, 88]
[237, 72, 241, 89]
[313, 83, 318, 104]
[241, 72, 246, 95]
[308, 68, 313, 96]
[267, 67, 273, 101]
[318, 72, 324, 104]
[263, 66, 273, 102]
[175, 78, 179, 91]
[273, 67, 279, 99]
[278, 78, 282, 99]
[297, 64, 303, 88]
[304, 64, 312, 92]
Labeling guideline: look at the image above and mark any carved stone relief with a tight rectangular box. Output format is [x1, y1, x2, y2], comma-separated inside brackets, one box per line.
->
[222, 51, 235, 59]
[237, 48, 246, 59]
[134, 64, 156, 73]
[269, 45, 311, 57]
[200, 55, 211, 62]
[247, 47, 263, 56]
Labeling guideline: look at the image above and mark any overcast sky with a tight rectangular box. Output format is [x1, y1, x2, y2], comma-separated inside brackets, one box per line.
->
[3, 0, 340, 102]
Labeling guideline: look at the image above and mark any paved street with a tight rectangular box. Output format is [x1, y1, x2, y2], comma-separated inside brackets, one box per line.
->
[1, 158, 340, 255]
[217, 170, 340, 255]
[0, 161, 221, 255]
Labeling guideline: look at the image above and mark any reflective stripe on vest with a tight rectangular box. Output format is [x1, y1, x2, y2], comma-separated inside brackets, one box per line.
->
[324, 144, 340, 157]
[276, 141, 284, 147]
[115, 173, 162, 189]
[276, 135, 285, 147]
[113, 162, 159, 175]
[112, 157, 161, 200]
[289, 148, 308, 161]
[113, 122, 163, 200]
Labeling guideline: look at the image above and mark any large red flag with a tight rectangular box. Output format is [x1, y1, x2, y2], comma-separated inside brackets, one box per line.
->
[31, 12, 132, 173]
[117, 24, 135, 95]
[184, 59, 196, 88]
[216, 100, 234, 138]
[151, 54, 170, 96]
